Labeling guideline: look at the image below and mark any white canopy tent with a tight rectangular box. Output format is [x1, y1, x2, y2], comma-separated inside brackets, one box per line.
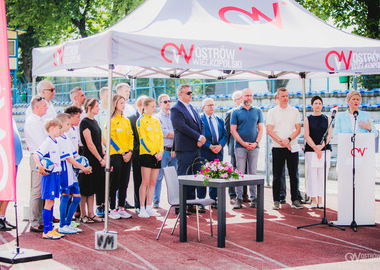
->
[31, 0, 380, 236]
[33, 0, 380, 79]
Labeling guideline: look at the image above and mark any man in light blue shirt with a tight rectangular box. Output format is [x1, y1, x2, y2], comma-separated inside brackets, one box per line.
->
[153, 94, 178, 208]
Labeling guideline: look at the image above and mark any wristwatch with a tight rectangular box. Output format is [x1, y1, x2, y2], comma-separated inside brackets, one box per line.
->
[288, 137, 292, 142]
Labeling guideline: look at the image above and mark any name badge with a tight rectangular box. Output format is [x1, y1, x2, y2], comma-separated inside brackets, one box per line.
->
[147, 127, 152, 131]
[116, 128, 123, 132]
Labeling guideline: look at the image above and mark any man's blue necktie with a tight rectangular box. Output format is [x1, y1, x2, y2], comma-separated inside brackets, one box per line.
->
[209, 116, 218, 145]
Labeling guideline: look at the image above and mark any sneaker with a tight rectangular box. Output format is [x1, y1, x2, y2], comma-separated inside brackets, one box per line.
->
[291, 200, 303, 209]
[58, 225, 77, 234]
[52, 229, 65, 237]
[230, 198, 237, 205]
[109, 209, 121, 219]
[153, 201, 159, 208]
[71, 221, 80, 227]
[280, 199, 286, 204]
[135, 208, 140, 215]
[69, 225, 83, 233]
[124, 201, 134, 209]
[43, 230, 61, 240]
[250, 199, 257, 208]
[138, 209, 150, 218]
[96, 206, 105, 218]
[318, 204, 324, 209]
[273, 201, 281, 210]
[146, 208, 161, 217]
[310, 203, 317, 209]
[233, 198, 243, 209]
[118, 209, 132, 219]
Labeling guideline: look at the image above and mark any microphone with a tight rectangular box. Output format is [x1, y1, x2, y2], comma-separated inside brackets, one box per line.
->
[353, 111, 359, 117]
[331, 106, 338, 119]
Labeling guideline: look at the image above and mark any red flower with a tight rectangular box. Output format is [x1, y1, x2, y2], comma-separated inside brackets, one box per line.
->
[228, 168, 232, 173]
[214, 159, 220, 163]
[205, 168, 210, 172]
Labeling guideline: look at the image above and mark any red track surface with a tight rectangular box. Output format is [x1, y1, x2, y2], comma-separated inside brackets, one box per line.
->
[1, 185, 379, 269]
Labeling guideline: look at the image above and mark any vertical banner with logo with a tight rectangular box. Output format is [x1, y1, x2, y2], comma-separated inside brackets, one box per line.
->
[0, 0, 17, 201]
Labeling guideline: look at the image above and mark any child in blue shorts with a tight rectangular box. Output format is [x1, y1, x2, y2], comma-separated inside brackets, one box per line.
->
[34, 118, 64, 240]
[56, 113, 92, 234]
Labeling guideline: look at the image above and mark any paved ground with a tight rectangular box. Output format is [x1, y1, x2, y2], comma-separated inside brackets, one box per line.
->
[0, 151, 379, 269]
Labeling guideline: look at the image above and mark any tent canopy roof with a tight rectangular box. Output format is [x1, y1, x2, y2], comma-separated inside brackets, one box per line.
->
[32, 0, 380, 79]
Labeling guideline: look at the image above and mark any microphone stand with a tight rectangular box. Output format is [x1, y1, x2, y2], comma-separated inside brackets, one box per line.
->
[350, 112, 358, 232]
[298, 113, 345, 231]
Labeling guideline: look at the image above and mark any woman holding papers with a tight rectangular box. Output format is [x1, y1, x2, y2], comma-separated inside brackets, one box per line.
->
[304, 96, 332, 209]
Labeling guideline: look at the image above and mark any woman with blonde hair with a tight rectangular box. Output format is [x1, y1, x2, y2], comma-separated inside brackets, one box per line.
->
[137, 97, 164, 218]
[334, 90, 376, 135]
[107, 94, 134, 219]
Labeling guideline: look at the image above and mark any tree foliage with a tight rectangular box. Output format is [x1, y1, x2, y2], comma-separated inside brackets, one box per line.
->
[6, 0, 143, 82]
[296, 0, 380, 39]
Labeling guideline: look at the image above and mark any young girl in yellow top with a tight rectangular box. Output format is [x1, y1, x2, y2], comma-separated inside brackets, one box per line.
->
[108, 95, 134, 219]
[137, 97, 164, 218]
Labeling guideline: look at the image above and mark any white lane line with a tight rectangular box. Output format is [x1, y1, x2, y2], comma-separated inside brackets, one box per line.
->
[61, 238, 147, 269]
[268, 218, 380, 254]
[83, 223, 157, 270]
[255, 227, 370, 252]
[181, 224, 288, 268]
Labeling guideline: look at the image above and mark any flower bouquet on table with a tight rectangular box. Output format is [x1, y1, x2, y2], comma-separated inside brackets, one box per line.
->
[198, 159, 243, 185]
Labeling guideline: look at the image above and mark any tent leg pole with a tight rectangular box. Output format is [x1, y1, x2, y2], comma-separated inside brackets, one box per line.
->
[301, 76, 307, 200]
[104, 64, 114, 232]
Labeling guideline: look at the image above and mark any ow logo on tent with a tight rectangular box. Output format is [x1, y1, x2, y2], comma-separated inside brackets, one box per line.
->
[161, 43, 194, 64]
[351, 147, 367, 157]
[53, 45, 65, 67]
[325, 50, 352, 71]
[219, 2, 283, 29]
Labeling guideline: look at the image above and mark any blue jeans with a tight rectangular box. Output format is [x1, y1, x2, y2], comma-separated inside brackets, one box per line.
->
[153, 150, 178, 204]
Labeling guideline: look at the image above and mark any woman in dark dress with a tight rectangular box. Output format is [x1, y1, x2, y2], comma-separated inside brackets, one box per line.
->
[304, 96, 332, 209]
[79, 98, 104, 223]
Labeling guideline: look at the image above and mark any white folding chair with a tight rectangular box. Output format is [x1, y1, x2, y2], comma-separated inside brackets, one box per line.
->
[156, 166, 214, 241]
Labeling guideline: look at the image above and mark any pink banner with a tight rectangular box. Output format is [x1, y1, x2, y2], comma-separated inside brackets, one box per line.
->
[0, 0, 16, 201]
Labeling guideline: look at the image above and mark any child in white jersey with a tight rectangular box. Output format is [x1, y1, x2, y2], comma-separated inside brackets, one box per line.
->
[34, 118, 64, 239]
[56, 113, 91, 234]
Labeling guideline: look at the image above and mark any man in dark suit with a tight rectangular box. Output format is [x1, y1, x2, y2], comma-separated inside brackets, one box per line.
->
[128, 95, 147, 214]
[199, 98, 227, 205]
[171, 84, 206, 202]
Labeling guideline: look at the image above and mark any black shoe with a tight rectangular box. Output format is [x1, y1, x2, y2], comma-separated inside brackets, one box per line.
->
[52, 216, 60, 223]
[4, 219, 16, 229]
[0, 219, 12, 231]
[30, 225, 44, 233]
[175, 208, 192, 215]
[124, 201, 134, 209]
[280, 199, 286, 204]
[198, 205, 206, 213]
[187, 205, 196, 213]
[243, 196, 251, 203]
[211, 203, 218, 209]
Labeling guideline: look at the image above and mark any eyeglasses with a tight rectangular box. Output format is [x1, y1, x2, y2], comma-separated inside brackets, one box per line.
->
[186, 91, 193, 95]
[36, 96, 45, 102]
[161, 100, 170, 104]
[44, 88, 55, 92]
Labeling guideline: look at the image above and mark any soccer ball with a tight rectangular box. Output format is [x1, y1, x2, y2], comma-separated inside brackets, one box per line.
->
[40, 157, 55, 174]
[73, 156, 89, 173]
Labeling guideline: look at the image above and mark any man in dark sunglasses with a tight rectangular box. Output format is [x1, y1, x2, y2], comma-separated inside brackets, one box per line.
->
[25, 80, 57, 121]
[171, 84, 206, 209]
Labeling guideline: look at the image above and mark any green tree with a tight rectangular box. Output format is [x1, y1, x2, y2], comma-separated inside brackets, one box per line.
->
[6, 0, 142, 82]
[296, 0, 380, 39]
